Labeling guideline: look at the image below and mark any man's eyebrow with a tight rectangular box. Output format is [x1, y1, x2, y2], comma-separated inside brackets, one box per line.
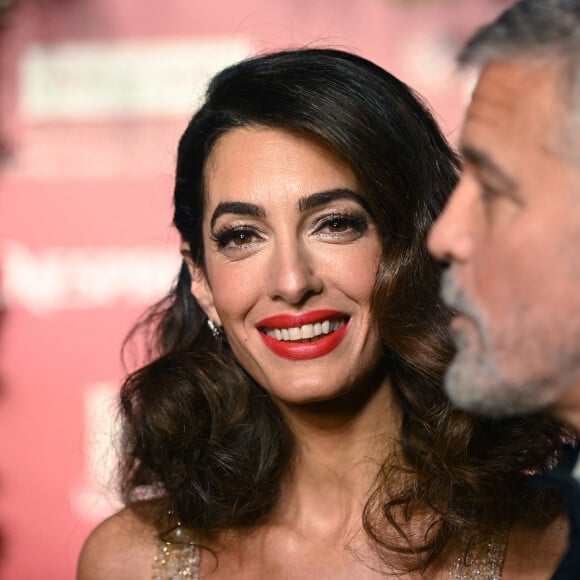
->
[461, 146, 516, 190]
[298, 188, 370, 212]
[210, 202, 266, 230]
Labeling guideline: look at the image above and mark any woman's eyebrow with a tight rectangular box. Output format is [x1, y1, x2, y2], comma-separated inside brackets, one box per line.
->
[298, 188, 370, 212]
[210, 188, 368, 229]
[210, 201, 265, 230]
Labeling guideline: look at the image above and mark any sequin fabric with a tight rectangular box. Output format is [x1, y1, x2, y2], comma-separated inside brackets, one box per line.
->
[152, 519, 201, 580]
[449, 527, 508, 579]
[152, 526, 508, 579]
[152, 540, 200, 579]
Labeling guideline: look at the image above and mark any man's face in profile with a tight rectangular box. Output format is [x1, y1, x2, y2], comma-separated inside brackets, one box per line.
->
[428, 59, 580, 423]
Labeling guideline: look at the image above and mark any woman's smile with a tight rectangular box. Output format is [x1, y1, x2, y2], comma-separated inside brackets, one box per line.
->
[188, 125, 384, 404]
[256, 309, 350, 360]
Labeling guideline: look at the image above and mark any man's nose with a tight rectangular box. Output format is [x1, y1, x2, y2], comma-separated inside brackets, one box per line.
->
[428, 177, 476, 265]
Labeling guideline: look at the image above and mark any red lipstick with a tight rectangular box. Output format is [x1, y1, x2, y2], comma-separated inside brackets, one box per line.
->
[256, 310, 349, 361]
[256, 309, 345, 329]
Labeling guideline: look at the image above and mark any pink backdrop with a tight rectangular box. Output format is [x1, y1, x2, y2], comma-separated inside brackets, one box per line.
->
[0, 1, 512, 578]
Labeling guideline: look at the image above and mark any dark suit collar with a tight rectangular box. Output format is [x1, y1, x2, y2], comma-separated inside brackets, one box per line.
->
[529, 443, 580, 579]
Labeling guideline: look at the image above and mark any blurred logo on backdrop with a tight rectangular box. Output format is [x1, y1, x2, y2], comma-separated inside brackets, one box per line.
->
[20, 38, 252, 121]
[1, 240, 180, 314]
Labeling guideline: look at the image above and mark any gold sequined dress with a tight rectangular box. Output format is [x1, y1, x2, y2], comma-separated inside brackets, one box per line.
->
[152, 522, 200, 579]
[152, 527, 508, 579]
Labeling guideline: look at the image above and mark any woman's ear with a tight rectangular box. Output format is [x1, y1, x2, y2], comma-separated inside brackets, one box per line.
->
[180, 242, 222, 326]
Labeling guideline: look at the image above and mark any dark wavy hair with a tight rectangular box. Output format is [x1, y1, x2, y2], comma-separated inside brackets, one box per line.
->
[119, 48, 567, 572]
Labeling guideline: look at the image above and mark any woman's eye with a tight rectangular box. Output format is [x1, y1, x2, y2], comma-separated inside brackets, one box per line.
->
[327, 218, 349, 232]
[213, 228, 259, 249]
[317, 214, 368, 236]
[230, 231, 254, 246]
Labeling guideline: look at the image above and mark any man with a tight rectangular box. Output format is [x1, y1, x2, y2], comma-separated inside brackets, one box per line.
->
[428, 0, 580, 577]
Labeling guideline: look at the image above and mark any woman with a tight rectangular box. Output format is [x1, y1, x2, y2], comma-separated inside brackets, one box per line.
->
[78, 48, 569, 578]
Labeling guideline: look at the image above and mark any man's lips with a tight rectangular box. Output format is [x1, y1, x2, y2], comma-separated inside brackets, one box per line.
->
[256, 310, 350, 360]
[449, 312, 473, 335]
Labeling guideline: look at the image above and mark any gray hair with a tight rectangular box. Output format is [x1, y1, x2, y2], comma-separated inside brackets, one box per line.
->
[460, 0, 580, 161]
[460, 0, 580, 66]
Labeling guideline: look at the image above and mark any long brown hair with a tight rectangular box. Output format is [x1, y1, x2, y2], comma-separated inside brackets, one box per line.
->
[119, 48, 567, 571]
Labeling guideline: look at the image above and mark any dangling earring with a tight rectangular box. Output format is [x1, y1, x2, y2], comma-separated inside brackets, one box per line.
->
[207, 318, 221, 339]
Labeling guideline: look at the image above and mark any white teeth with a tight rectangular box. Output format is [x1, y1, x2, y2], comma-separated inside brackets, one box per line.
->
[264, 318, 346, 342]
[289, 327, 301, 340]
[302, 324, 315, 339]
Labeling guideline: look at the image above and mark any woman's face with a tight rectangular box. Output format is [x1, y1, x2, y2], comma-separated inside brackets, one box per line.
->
[188, 125, 384, 404]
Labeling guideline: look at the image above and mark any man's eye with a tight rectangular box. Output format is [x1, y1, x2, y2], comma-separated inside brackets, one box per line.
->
[481, 184, 498, 201]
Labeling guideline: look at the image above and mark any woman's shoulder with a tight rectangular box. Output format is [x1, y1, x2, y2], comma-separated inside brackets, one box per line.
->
[77, 501, 162, 580]
[502, 511, 569, 579]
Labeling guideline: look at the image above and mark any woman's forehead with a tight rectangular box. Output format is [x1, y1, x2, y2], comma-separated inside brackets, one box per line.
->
[202, 126, 360, 210]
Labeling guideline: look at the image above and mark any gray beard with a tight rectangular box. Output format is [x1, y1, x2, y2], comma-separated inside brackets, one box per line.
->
[439, 270, 568, 418]
[443, 343, 556, 417]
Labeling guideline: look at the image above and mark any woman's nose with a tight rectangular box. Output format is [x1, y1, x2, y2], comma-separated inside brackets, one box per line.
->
[267, 240, 323, 305]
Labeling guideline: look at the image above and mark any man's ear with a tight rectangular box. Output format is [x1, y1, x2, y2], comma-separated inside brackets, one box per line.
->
[180, 242, 222, 326]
